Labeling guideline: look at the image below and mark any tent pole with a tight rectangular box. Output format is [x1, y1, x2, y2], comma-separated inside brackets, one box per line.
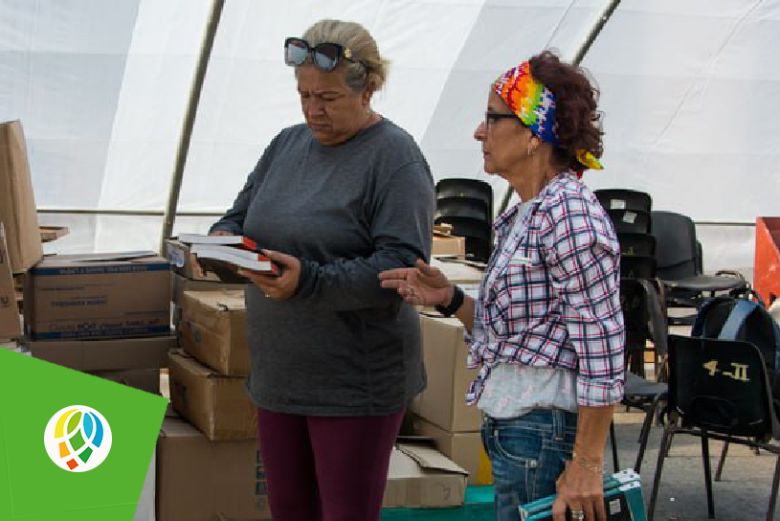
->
[497, 0, 621, 215]
[159, 0, 225, 253]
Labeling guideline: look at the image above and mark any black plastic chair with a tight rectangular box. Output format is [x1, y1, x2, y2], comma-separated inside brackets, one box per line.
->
[621, 255, 657, 280]
[435, 198, 491, 223]
[435, 179, 493, 262]
[651, 211, 748, 323]
[617, 232, 656, 257]
[610, 277, 669, 473]
[595, 188, 652, 213]
[647, 335, 780, 520]
[607, 209, 651, 234]
[432, 215, 491, 263]
[436, 178, 493, 211]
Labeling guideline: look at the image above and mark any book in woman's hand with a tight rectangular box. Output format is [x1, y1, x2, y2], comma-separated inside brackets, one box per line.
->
[190, 244, 279, 282]
[178, 233, 259, 251]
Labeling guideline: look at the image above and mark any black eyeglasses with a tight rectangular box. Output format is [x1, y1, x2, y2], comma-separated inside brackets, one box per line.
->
[284, 37, 363, 72]
[485, 111, 520, 128]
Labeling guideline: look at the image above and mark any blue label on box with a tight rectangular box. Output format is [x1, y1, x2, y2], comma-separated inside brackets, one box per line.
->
[31, 325, 170, 340]
[31, 263, 170, 276]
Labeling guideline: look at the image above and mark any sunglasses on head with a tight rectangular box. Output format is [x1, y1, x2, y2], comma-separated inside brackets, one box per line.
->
[284, 37, 362, 72]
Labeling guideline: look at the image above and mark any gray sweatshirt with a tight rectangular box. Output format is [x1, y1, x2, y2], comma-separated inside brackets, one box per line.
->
[211, 119, 435, 416]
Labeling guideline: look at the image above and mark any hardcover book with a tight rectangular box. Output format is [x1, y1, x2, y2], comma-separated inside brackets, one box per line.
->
[191, 245, 278, 283]
[177, 233, 258, 251]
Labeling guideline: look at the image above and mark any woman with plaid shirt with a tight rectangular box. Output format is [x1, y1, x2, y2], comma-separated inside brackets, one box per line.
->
[380, 51, 624, 521]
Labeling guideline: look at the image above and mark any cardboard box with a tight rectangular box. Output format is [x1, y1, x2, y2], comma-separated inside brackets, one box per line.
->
[0, 225, 21, 339]
[168, 351, 257, 441]
[432, 235, 466, 257]
[411, 416, 492, 485]
[172, 272, 245, 306]
[92, 368, 161, 394]
[382, 484, 494, 519]
[0, 120, 43, 273]
[24, 252, 171, 340]
[428, 257, 484, 300]
[156, 417, 270, 521]
[39, 225, 69, 243]
[165, 239, 220, 281]
[26, 334, 176, 371]
[134, 452, 156, 521]
[171, 272, 244, 326]
[429, 257, 484, 284]
[179, 290, 249, 376]
[383, 442, 468, 508]
[411, 315, 482, 432]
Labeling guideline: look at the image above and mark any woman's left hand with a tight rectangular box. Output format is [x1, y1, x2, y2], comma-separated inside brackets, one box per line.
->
[238, 249, 300, 301]
[551, 460, 605, 521]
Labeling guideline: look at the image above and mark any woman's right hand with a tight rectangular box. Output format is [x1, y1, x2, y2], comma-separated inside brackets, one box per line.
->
[209, 229, 234, 236]
[379, 258, 453, 307]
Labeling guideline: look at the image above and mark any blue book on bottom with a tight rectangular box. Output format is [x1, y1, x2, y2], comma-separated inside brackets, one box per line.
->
[519, 469, 647, 521]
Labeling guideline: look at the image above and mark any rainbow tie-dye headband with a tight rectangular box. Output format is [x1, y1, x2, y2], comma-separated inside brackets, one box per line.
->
[493, 61, 603, 171]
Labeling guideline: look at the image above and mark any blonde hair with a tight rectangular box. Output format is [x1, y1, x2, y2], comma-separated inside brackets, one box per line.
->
[301, 19, 388, 93]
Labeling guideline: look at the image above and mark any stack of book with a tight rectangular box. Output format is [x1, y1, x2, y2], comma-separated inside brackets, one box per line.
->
[519, 469, 646, 521]
[178, 234, 278, 283]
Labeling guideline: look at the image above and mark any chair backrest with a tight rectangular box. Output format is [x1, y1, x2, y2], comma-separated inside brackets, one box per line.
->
[436, 178, 493, 206]
[621, 255, 657, 280]
[617, 232, 656, 257]
[435, 198, 491, 222]
[651, 210, 699, 280]
[668, 335, 779, 438]
[435, 179, 494, 262]
[607, 209, 651, 234]
[621, 278, 651, 357]
[620, 278, 668, 359]
[594, 189, 652, 213]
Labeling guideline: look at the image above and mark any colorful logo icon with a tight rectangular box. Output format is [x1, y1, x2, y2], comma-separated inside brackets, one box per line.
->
[43, 405, 113, 472]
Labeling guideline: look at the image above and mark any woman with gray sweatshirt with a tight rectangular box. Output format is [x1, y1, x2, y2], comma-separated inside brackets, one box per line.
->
[209, 19, 434, 521]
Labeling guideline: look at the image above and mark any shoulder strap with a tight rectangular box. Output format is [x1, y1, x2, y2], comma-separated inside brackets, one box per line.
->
[718, 299, 757, 340]
[692, 297, 727, 337]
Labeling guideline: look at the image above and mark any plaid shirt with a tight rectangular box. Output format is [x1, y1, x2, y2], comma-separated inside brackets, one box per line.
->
[466, 173, 625, 407]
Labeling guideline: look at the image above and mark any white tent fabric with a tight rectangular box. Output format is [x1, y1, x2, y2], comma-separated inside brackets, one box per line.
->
[1, 0, 777, 274]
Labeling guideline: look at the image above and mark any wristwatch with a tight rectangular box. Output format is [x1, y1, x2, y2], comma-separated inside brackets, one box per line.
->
[435, 285, 465, 317]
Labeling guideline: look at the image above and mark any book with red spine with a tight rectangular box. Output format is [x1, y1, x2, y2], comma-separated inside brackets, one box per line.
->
[177, 233, 258, 251]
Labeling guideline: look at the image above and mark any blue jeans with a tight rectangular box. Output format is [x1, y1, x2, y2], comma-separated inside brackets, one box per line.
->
[481, 409, 578, 521]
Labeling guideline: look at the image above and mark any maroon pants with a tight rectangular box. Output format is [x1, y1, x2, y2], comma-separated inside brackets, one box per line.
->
[257, 408, 404, 521]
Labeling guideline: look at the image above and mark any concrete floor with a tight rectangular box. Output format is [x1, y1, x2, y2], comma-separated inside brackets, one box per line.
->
[612, 409, 779, 521]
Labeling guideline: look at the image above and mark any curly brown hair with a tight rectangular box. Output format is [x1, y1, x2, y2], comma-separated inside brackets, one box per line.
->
[529, 50, 603, 171]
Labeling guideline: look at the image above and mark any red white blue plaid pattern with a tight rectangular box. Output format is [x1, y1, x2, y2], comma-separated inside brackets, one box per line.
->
[466, 173, 625, 407]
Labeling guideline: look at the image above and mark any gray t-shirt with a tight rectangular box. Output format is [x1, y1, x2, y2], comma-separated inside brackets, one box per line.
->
[211, 119, 435, 416]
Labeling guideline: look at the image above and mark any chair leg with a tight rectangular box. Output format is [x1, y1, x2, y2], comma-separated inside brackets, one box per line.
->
[715, 440, 729, 482]
[767, 452, 780, 521]
[648, 426, 675, 521]
[610, 421, 620, 472]
[634, 396, 662, 473]
[702, 434, 715, 519]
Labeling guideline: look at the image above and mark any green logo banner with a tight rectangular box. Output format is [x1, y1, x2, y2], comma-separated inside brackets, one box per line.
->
[0, 348, 167, 520]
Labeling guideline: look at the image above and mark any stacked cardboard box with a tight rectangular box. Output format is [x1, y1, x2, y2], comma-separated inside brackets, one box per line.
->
[170, 289, 256, 440]
[0, 226, 21, 342]
[432, 234, 466, 257]
[164, 239, 244, 326]
[157, 416, 270, 521]
[162, 288, 268, 519]
[0, 120, 43, 275]
[21, 250, 174, 395]
[411, 314, 492, 485]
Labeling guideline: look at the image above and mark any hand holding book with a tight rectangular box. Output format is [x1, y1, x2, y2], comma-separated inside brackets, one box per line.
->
[238, 249, 300, 300]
